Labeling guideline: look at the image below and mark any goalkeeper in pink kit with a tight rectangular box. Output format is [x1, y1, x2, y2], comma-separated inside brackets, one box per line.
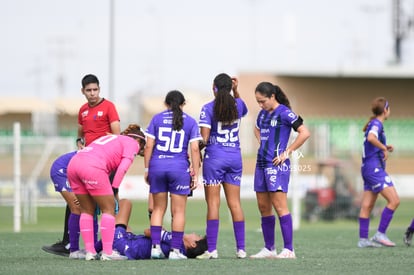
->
[67, 124, 145, 261]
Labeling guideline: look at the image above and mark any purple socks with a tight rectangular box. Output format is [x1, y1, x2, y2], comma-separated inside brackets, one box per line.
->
[261, 215, 276, 251]
[68, 213, 80, 252]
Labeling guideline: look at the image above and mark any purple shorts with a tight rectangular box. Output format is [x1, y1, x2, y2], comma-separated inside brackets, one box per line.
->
[149, 169, 191, 195]
[254, 164, 290, 193]
[50, 171, 72, 193]
[361, 166, 394, 193]
[202, 151, 242, 186]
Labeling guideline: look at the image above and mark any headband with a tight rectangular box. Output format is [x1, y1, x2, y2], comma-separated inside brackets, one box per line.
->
[127, 133, 145, 140]
[385, 101, 389, 109]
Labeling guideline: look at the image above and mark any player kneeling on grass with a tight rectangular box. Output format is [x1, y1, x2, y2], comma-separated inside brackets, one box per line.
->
[94, 199, 207, 260]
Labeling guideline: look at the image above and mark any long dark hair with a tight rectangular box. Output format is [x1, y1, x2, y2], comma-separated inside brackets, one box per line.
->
[362, 97, 389, 132]
[213, 73, 238, 125]
[255, 82, 291, 109]
[165, 90, 185, 131]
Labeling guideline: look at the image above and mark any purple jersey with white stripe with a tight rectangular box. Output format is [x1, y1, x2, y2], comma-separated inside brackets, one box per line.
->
[145, 110, 201, 170]
[199, 98, 248, 153]
[255, 104, 299, 169]
[362, 118, 387, 169]
[50, 151, 77, 192]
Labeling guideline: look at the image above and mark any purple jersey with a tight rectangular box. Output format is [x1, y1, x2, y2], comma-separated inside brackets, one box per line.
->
[255, 104, 300, 169]
[199, 98, 247, 185]
[362, 118, 387, 169]
[103, 226, 185, 260]
[145, 110, 201, 170]
[50, 151, 77, 192]
[199, 98, 248, 153]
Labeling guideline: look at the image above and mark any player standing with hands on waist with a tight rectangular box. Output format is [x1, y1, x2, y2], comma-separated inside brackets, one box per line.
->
[251, 82, 310, 259]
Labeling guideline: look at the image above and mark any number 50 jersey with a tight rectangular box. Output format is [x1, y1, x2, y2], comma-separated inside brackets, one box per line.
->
[145, 110, 201, 169]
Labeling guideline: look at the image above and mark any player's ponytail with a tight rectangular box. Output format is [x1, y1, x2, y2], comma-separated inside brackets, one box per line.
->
[165, 90, 185, 131]
[363, 97, 388, 132]
[274, 85, 291, 110]
[255, 82, 292, 110]
[213, 73, 238, 125]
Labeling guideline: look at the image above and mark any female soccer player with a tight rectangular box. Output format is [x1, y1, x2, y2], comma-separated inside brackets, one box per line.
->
[251, 82, 310, 259]
[144, 90, 201, 260]
[358, 97, 399, 248]
[42, 151, 86, 259]
[196, 73, 248, 259]
[95, 199, 207, 259]
[67, 124, 146, 261]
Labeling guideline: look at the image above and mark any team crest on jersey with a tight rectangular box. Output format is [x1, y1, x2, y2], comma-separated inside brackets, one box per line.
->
[82, 110, 89, 117]
[271, 119, 278, 127]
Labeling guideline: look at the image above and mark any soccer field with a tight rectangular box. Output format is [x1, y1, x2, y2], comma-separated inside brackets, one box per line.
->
[1, 199, 413, 275]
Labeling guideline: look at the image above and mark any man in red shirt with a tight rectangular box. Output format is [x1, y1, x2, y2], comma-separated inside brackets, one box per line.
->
[77, 74, 120, 147]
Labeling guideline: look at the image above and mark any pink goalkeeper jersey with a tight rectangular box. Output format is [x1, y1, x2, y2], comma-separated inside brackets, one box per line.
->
[68, 135, 139, 195]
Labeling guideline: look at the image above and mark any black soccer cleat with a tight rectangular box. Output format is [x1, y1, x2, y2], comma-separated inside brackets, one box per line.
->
[41, 240, 70, 257]
[403, 228, 413, 247]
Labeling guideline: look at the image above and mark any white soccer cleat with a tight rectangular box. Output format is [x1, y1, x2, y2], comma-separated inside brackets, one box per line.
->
[275, 248, 296, 259]
[100, 250, 128, 261]
[85, 251, 98, 261]
[168, 248, 187, 260]
[196, 250, 218, 259]
[236, 249, 247, 259]
[249, 247, 277, 259]
[69, 249, 86, 259]
[371, 232, 395, 247]
[357, 238, 382, 248]
[151, 244, 165, 259]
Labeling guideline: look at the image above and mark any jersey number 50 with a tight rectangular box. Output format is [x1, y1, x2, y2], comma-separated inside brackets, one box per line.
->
[157, 127, 185, 153]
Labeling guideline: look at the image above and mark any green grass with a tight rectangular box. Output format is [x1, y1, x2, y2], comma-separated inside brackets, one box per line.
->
[1, 199, 414, 274]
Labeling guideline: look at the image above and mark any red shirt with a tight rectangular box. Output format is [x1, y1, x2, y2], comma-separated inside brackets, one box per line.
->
[78, 98, 120, 146]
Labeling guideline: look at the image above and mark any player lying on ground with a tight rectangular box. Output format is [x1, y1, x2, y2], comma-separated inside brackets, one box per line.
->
[94, 199, 207, 260]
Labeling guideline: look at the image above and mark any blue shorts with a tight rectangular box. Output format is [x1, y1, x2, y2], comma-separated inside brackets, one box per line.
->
[361, 166, 394, 193]
[202, 151, 242, 186]
[254, 164, 290, 193]
[149, 169, 191, 195]
[50, 172, 72, 193]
